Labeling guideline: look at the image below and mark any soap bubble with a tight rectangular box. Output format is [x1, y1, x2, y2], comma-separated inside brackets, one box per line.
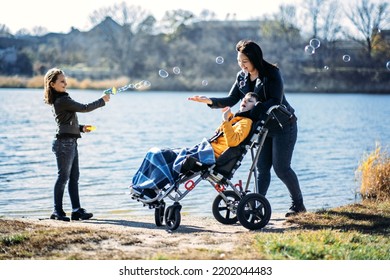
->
[323, 66, 329, 70]
[309, 38, 321, 49]
[117, 85, 129, 92]
[201, 80, 208, 86]
[172, 66, 181, 75]
[342, 55, 351, 62]
[215, 56, 224, 64]
[304, 45, 315, 55]
[133, 80, 151, 90]
[158, 69, 169, 78]
[141, 80, 151, 88]
[386, 61, 390, 71]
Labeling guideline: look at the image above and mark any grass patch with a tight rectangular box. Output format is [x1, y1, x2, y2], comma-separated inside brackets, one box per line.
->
[255, 229, 389, 260]
[1, 234, 29, 246]
[253, 200, 390, 260]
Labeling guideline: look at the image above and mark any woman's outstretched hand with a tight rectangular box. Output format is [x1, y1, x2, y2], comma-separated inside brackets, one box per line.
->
[187, 95, 212, 105]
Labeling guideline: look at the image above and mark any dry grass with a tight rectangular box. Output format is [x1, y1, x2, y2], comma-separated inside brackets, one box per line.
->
[0, 75, 131, 90]
[255, 200, 390, 259]
[0, 76, 28, 87]
[356, 143, 390, 200]
[287, 200, 390, 234]
[0, 219, 144, 260]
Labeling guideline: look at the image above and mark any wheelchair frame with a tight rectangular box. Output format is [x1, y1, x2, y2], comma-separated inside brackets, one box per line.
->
[130, 105, 293, 231]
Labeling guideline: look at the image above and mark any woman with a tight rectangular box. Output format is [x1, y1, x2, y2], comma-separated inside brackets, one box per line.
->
[44, 68, 110, 221]
[130, 92, 259, 199]
[188, 40, 305, 217]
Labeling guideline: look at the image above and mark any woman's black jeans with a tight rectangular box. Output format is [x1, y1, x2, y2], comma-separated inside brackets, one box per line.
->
[52, 138, 80, 212]
[256, 120, 303, 203]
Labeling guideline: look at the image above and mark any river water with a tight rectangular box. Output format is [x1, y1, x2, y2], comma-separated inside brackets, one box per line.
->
[0, 89, 389, 219]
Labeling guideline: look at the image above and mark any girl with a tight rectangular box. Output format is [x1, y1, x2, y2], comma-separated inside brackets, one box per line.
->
[44, 68, 110, 221]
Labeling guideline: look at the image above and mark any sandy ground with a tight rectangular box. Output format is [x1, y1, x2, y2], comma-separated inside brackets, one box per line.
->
[29, 212, 294, 234]
[7, 212, 297, 259]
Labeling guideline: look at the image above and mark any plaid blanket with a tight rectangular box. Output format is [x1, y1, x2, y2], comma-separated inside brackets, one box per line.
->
[131, 138, 215, 190]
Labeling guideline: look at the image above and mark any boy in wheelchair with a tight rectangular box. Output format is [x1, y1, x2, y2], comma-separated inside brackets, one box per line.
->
[129, 92, 259, 199]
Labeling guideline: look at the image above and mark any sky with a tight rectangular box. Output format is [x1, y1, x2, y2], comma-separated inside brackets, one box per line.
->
[1, 0, 292, 34]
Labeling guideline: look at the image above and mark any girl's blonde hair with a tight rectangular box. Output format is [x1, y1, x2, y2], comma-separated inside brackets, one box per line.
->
[43, 68, 64, 105]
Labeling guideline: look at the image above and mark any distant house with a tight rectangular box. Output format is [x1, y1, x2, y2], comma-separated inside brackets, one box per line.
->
[376, 29, 390, 42]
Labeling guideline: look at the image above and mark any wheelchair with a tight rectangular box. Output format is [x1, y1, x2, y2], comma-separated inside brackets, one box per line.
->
[130, 105, 293, 231]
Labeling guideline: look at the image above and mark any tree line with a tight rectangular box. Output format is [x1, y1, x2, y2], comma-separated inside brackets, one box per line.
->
[0, 0, 389, 93]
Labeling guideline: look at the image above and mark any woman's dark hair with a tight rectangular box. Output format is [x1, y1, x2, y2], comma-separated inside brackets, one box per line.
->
[236, 40, 275, 77]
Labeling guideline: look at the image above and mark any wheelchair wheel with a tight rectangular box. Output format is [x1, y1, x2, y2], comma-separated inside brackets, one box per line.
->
[154, 201, 165, 227]
[164, 203, 182, 231]
[212, 190, 240, 225]
[237, 193, 271, 230]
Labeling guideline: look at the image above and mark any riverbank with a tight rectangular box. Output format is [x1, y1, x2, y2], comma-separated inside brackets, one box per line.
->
[1, 200, 389, 260]
[0, 213, 293, 260]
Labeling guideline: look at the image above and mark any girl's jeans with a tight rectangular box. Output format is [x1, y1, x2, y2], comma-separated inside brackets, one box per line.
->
[52, 138, 80, 212]
[256, 120, 303, 203]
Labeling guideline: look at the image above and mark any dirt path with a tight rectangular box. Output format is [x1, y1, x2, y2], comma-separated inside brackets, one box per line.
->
[3, 213, 296, 259]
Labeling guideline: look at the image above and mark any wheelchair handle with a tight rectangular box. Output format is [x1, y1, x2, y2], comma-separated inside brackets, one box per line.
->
[266, 105, 292, 116]
[262, 105, 294, 129]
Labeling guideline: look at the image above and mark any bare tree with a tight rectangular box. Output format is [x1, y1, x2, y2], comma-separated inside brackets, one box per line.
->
[198, 9, 217, 21]
[89, 1, 152, 34]
[0, 24, 11, 36]
[298, 0, 342, 41]
[15, 28, 31, 37]
[160, 9, 196, 34]
[135, 15, 157, 35]
[87, 2, 156, 76]
[31, 26, 49, 36]
[344, 0, 389, 57]
[268, 4, 302, 46]
[303, 0, 326, 38]
[320, 0, 342, 42]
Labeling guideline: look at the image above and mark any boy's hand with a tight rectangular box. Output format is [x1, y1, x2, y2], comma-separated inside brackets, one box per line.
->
[222, 107, 231, 121]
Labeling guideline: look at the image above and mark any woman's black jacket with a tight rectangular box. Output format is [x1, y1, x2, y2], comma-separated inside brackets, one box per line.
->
[209, 64, 295, 129]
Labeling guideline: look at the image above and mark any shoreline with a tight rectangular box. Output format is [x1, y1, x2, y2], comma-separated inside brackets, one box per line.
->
[0, 213, 295, 260]
[1, 212, 293, 232]
[2, 200, 390, 260]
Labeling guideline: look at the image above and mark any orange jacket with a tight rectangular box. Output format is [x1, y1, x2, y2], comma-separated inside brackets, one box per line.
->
[210, 113, 253, 158]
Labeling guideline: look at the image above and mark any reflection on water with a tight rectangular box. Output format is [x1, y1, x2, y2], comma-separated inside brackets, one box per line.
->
[0, 89, 389, 218]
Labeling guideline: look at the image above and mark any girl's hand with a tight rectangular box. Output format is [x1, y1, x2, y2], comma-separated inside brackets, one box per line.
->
[222, 107, 231, 121]
[101, 94, 110, 102]
[83, 125, 96, 133]
[187, 95, 212, 105]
